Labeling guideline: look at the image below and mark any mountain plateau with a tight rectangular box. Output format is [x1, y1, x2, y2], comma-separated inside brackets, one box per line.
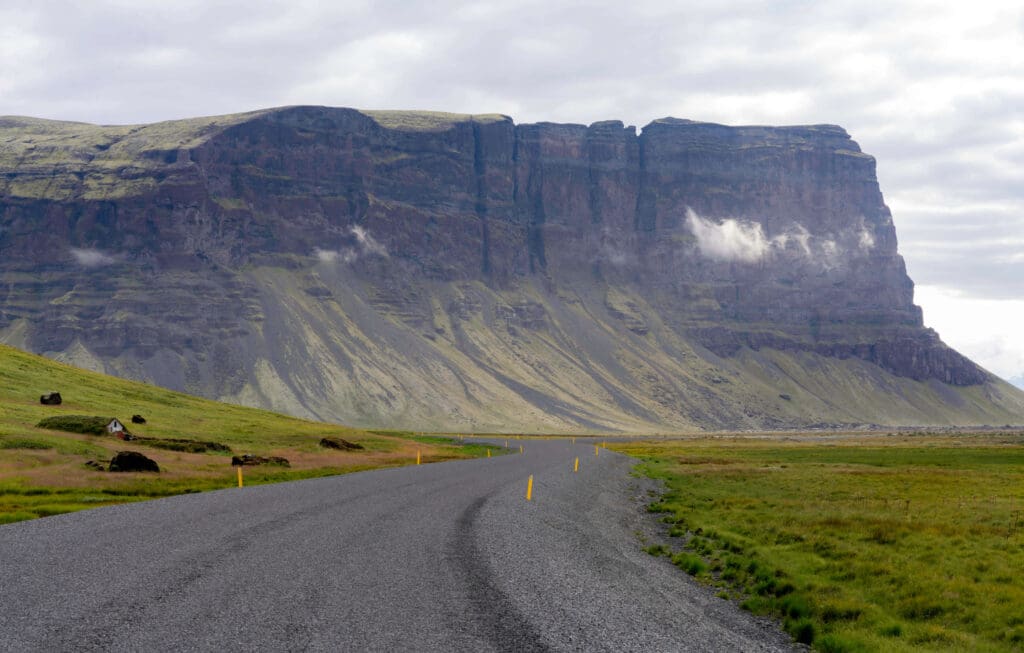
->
[1, 106, 1021, 431]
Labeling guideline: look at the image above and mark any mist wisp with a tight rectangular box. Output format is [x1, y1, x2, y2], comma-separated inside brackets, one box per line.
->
[685, 208, 874, 266]
[314, 225, 389, 265]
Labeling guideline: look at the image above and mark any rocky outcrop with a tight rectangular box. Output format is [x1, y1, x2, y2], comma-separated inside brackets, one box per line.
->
[39, 392, 62, 405]
[108, 451, 159, 472]
[0, 107, 1017, 431]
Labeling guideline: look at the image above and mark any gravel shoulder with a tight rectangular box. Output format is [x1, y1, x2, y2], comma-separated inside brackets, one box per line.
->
[471, 440, 797, 652]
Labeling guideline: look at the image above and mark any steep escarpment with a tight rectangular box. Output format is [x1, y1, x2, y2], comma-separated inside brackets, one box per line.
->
[0, 107, 1020, 431]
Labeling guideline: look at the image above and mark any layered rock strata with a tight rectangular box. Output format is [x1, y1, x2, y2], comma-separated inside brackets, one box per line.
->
[0, 107, 1018, 431]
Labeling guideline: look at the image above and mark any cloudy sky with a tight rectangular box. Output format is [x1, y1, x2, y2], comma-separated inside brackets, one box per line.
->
[2, 0, 1022, 385]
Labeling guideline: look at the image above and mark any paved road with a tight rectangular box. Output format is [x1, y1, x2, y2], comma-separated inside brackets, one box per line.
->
[0, 439, 795, 652]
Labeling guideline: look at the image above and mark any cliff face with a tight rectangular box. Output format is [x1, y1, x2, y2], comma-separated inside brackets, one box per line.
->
[0, 107, 1019, 431]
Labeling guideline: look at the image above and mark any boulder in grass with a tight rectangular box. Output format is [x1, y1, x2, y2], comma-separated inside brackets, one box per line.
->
[231, 454, 290, 467]
[131, 414, 146, 424]
[319, 437, 364, 451]
[40, 392, 62, 405]
[108, 451, 160, 473]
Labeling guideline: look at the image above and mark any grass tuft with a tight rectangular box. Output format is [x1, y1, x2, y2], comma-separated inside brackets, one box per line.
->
[671, 552, 708, 576]
[784, 616, 816, 644]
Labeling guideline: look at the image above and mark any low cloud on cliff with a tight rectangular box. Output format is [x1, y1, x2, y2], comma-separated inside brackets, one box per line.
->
[685, 209, 863, 266]
[69, 247, 115, 267]
[351, 225, 388, 258]
[314, 226, 388, 265]
[686, 210, 771, 263]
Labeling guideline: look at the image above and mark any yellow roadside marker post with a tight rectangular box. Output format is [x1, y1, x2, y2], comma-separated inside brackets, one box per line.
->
[574, 457, 579, 473]
[487, 449, 491, 458]
[237, 466, 243, 488]
[595, 444, 600, 457]
[519, 445, 524, 454]
[526, 475, 533, 501]
[417, 449, 421, 465]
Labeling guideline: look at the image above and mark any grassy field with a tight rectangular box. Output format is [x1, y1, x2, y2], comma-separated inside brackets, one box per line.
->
[614, 434, 1024, 652]
[0, 344, 497, 524]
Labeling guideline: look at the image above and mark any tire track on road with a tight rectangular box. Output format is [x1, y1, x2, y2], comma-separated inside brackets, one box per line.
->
[453, 494, 550, 652]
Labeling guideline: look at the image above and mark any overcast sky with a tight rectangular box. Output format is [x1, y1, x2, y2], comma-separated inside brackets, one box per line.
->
[2, 0, 1022, 385]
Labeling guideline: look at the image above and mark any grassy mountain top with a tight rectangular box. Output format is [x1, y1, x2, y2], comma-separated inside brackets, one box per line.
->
[0, 343, 495, 524]
[0, 109, 273, 157]
[0, 109, 277, 200]
[0, 106, 510, 200]
[360, 109, 510, 131]
[0, 106, 509, 166]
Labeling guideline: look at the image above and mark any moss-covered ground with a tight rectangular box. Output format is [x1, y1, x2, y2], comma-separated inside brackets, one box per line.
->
[614, 435, 1024, 651]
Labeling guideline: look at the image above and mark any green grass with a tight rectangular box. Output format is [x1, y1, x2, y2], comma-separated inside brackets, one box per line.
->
[614, 435, 1024, 651]
[361, 110, 508, 131]
[0, 343, 493, 524]
[35, 415, 114, 436]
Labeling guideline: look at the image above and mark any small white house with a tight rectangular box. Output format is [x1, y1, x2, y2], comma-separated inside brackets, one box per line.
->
[106, 418, 125, 434]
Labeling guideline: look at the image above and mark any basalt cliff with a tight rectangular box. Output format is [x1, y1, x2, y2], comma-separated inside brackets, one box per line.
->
[1, 106, 1022, 431]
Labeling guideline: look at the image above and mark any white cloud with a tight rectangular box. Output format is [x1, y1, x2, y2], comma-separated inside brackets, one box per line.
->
[69, 247, 114, 267]
[313, 225, 387, 265]
[313, 247, 356, 264]
[0, 8, 49, 97]
[791, 226, 813, 256]
[685, 209, 769, 263]
[350, 225, 388, 257]
[685, 209, 853, 266]
[858, 226, 875, 250]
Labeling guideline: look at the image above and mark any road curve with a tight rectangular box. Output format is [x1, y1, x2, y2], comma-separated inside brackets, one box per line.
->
[0, 439, 795, 652]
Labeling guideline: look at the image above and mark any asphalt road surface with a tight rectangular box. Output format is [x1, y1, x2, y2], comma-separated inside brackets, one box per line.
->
[0, 439, 796, 652]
